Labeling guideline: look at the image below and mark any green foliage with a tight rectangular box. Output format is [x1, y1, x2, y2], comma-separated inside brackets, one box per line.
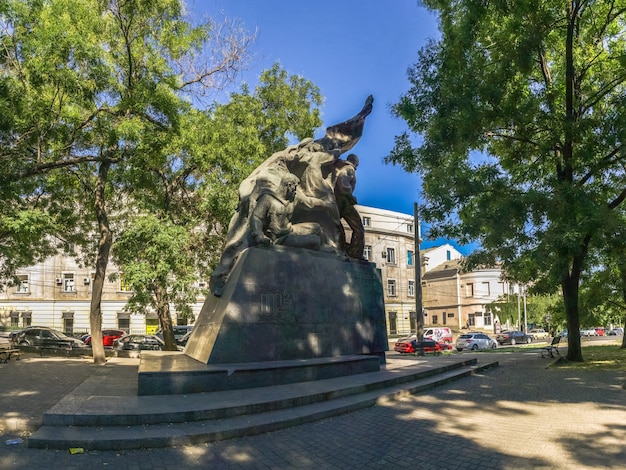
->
[0, 1, 322, 346]
[112, 214, 198, 316]
[389, 1, 626, 360]
[488, 293, 563, 330]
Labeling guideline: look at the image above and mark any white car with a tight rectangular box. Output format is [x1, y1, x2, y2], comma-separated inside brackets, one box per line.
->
[580, 328, 597, 337]
[456, 332, 498, 351]
[529, 328, 550, 340]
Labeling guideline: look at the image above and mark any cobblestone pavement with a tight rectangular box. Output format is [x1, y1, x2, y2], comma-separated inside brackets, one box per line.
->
[1, 349, 625, 470]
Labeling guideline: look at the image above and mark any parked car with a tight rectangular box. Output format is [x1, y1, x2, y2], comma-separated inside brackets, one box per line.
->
[393, 335, 451, 354]
[456, 332, 498, 351]
[559, 329, 568, 338]
[580, 328, 597, 337]
[155, 326, 193, 344]
[594, 327, 605, 336]
[9, 329, 24, 346]
[16, 327, 86, 349]
[83, 329, 126, 347]
[178, 330, 193, 347]
[607, 327, 624, 336]
[113, 334, 165, 351]
[529, 328, 549, 340]
[496, 331, 532, 345]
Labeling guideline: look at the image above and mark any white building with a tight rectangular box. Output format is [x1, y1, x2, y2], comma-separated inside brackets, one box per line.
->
[0, 204, 511, 338]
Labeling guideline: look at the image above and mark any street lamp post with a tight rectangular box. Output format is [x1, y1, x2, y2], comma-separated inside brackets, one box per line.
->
[414, 202, 424, 343]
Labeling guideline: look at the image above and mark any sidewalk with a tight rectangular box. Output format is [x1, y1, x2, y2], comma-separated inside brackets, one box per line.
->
[1, 350, 625, 469]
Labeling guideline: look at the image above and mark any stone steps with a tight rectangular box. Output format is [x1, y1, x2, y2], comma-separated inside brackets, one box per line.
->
[28, 357, 498, 450]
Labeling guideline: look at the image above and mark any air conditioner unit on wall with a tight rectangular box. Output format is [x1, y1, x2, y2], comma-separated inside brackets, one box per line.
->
[56, 278, 62, 285]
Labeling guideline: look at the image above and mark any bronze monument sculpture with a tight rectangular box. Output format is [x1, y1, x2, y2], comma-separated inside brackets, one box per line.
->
[209, 95, 374, 296]
[144, 96, 388, 394]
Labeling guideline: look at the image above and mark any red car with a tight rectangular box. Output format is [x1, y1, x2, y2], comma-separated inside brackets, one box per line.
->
[394, 335, 451, 354]
[84, 329, 126, 347]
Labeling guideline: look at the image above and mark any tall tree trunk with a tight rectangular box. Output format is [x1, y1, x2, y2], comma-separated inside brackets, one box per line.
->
[562, 274, 583, 361]
[620, 266, 626, 349]
[154, 283, 177, 351]
[562, 244, 588, 362]
[89, 161, 112, 365]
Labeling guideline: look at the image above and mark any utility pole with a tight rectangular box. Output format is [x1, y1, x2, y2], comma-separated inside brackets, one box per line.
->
[517, 284, 521, 331]
[523, 285, 528, 333]
[414, 202, 424, 342]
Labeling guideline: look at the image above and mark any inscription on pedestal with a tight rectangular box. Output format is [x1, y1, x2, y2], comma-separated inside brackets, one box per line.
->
[260, 290, 297, 322]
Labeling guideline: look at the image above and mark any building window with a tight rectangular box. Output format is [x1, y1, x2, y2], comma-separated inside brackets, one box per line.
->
[388, 311, 397, 335]
[466, 283, 474, 297]
[408, 280, 415, 297]
[119, 273, 132, 292]
[118, 312, 131, 333]
[62, 312, 74, 334]
[432, 315, 438, 324]
[362, 216, 371, 227]
[407, 223, 413, 233]
[386, 248, 396, 264]
[16, 274, 29, 294]
[9, 311, 19, 327]
[62, 273, 75, 292]
[86, 272, 95, 291]
[482, 282, 490, 296]
[21, 312, 32, 328]
[446, 250, 451, 260]
[118, 318, 130, 332]
[363, 245, 372, 261]
[409, 311, 417, 332]
[387, 279, 397, 297]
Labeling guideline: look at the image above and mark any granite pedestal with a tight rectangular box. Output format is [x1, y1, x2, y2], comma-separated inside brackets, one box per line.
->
[139, 246, 388, 395]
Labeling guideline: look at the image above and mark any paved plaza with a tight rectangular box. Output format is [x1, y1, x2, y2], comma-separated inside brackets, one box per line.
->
[1, 348, 625, 469]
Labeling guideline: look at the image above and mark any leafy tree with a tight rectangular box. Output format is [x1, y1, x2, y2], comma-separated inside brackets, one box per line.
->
[0, 0, 253, 362]
[388, 0, 626, 361]
[112, 64, 322, 350]
[488, 293, 562, 333]
[111, 215, 198, 350]
[580, 213, 626, 348]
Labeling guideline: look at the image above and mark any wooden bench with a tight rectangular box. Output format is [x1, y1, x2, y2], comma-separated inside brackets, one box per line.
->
[540, 336, 561, 358]
[0, 348, 21, 363]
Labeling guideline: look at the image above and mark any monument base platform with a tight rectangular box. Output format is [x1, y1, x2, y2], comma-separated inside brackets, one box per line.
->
[138, 351, 381, 395]
[184, 246, 388, 365]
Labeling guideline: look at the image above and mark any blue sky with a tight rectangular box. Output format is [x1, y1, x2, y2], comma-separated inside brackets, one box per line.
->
[189, 1, 472, 255]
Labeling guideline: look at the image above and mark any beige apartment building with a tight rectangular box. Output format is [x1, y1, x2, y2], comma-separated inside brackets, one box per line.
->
[421, 244, 515, 334]
[0, 204, 512, 339]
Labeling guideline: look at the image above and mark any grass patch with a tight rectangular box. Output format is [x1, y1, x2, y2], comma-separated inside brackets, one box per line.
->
[551, 344, 626, 371]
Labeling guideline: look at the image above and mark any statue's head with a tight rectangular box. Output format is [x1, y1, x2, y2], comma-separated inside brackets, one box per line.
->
[280, 173, 300, 201]
[347, 154, 359, 169]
